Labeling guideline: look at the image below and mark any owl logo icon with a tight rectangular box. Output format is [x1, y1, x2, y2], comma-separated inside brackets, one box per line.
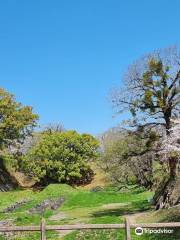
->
[135, 227, 143, 235]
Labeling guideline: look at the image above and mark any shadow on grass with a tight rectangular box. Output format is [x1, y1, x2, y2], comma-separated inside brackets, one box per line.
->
[162, 211, 180, 222]
[92, 200, 151, 218]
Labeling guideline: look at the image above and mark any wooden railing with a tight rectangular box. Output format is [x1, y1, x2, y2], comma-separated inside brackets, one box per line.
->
[0, 218, 180, 240]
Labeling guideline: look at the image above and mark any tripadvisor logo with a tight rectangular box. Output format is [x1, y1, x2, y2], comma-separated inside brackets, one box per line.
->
[135, 227, 174, 235]
[135, 227, 143, 235]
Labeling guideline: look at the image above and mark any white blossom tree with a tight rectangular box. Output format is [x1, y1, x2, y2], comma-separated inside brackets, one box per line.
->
[112, 46, 180, 208]
[160, 119, 180, 177]
[153, 119, 180, 209]
[162, 119, 180, 153]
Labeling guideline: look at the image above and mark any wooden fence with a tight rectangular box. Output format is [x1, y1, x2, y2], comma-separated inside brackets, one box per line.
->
[0, 218, 180, 240]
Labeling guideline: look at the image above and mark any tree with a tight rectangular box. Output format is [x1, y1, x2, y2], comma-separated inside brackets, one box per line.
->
[43, 123, 65, 134]
[153, 119, 180, 209]
[112, 46, 180, 208]
[0, 88, 38, 190]
[20, 131, 99, 186]
[99, 128, 154, 189]
[161, 119, 180, 158]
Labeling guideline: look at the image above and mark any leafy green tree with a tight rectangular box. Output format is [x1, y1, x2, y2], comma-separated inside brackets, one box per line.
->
[112, 46, 180, 208]
[20, 131, 99, 186]
[0, 88, 38, 190]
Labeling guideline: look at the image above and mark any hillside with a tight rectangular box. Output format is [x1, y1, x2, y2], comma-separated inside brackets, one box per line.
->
[0, 184, 179, 240]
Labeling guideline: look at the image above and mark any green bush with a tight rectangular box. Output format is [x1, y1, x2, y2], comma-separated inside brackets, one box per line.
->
[20, 131, 99, 186]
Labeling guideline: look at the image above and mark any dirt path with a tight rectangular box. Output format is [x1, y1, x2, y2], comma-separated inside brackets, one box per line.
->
[48, 203, 149, 239]
[125, 211, 151, 224]
[49, 211, 67, 221]
[49, 211, 74, 239]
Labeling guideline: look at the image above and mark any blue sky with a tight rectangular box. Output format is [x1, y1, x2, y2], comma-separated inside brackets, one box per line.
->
[0, 0, 180, 135]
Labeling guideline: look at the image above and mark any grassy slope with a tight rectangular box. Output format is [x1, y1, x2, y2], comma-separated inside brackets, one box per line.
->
[0, 184, 179, 240]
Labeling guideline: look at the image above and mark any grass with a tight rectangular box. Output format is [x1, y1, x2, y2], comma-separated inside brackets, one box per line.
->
[0, 184, 73, 224]
[0, 184, 179, 239]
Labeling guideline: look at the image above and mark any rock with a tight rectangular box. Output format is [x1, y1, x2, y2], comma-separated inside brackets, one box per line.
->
[90, 186, 104, 192]
[29, 197, 65, 214]
[1, 199, 29, 213]
[51, 197, 65, 210]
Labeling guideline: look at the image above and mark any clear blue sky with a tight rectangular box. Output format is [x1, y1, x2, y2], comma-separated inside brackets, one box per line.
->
[0, 0, 180, 135]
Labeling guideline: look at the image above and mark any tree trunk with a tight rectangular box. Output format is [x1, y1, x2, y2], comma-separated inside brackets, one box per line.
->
[131, 158, 153, 189]
[153, 112, 180, 209]
[169, 157, 178, 179]
[0, 158, 18, 191]
[153, 175, 180, 209]
[153, 158, 178, 209]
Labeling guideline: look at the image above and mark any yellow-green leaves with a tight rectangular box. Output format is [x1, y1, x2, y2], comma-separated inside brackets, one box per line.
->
[0, 88, 38, 148]
[149, 58, 163, 75]
[21, 131, 99, 186]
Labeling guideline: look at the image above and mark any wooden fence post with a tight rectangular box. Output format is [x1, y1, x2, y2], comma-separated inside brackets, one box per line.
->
[41, 218, 46, 240]
[125, 218, 131, 240]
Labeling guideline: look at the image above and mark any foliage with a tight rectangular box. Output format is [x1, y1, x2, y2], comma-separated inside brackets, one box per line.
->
[0, 88, 38, 149]
[112, 46, 180, 132]
[20, 131, 99, 186]
[99, 128, 157, 189]
[158, 119, 180, 178]
[160, 119, 180, 158]
[99, 130, 135, 185]
[0, 88, 38, 190]
[111, 46, 180, 208]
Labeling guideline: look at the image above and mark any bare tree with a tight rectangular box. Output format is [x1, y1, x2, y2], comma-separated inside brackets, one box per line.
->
[43, 123, 65, 134]
[99, 127, 154, 189]
[112, 46, 180, 208]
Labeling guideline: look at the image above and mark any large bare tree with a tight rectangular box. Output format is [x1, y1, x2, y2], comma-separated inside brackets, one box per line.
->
[112, 46, 180, 208]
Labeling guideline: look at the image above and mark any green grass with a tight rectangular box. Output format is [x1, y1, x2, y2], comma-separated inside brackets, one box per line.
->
[0, 184, 179, 239]
[62, 188, 151, 209]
